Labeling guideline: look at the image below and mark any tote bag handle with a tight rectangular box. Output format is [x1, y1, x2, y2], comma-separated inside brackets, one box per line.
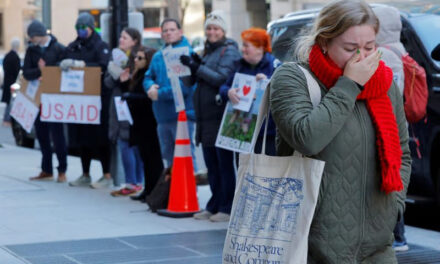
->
[251, 63, 322, 153]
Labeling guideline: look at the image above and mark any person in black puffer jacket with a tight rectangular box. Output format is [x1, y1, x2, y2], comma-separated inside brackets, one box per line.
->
[24, 20, 68, 183]
[61, 12, 112, 189]
[122, 47, 164, 202]
[180, 10, 240, 222]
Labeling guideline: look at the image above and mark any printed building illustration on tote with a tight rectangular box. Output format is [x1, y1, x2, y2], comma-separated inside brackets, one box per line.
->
[230, 173, 304, 241]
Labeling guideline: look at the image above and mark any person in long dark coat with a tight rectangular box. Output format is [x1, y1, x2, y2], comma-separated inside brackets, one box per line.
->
[2, 38, 21, 125]
[180, 11, 240, 222]
[61, 12, 112, 188]
[23, 20, 68, 183]
[122, 46, 164, 201]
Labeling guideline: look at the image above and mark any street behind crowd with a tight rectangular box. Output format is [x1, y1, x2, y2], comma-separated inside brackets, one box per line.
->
[1, 101, 440, 264]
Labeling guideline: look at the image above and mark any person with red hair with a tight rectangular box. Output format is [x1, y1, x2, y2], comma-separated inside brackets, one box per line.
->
[219, 27, 280, 155]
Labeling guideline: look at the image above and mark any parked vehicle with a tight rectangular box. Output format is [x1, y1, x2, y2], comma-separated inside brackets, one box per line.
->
[267, 5, 440, 206]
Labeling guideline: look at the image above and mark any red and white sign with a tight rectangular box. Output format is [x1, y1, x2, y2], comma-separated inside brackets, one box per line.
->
[10, 92, 39, 133]
[40, 94, 101, 124]
[231, 73, 257, 112]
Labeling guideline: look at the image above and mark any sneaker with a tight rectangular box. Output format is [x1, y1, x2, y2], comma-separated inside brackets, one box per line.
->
[90, 176, 113, 189]
[30, 172, 53, 181]
[209, 212, 230, 222]
[111, 185, 142, 197]
[193, 210, 213, 220]
[69, 174, 91, 187]
[57, 173, 67, 183]
[393, 241, 409, 252]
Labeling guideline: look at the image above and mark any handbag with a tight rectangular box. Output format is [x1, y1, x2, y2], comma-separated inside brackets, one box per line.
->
[222, 64, 325, 264]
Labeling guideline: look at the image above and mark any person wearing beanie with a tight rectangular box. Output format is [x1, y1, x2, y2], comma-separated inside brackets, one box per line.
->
[180, 10, 240, 222]
[62, 12, 113, 189]
[23, 20, 68, 183]
[219, 27, 280, 156]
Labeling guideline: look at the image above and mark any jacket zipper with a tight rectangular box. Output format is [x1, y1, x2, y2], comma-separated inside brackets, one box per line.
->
[353, 104, 367, 262]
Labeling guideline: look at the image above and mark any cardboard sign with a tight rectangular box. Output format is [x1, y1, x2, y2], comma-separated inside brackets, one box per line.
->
[216, 79, 270, 153]
[231, 73, 257, 112]
[114, 96, 133, 125]
[25, 80, 40, 100]
[163, 46, 191, 77]
[22, 66, 101, 105]
[170, 76, 186, 112]
[10, 92, 39, 133]
[60, 70, 85, 93]
[40, 94, 101, 124]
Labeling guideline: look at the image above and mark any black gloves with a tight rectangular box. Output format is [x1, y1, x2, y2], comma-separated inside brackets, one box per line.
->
[180, 53, 201, 74]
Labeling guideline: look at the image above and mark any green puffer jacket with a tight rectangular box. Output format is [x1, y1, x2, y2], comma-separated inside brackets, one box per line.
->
[270, 63, 411, 264]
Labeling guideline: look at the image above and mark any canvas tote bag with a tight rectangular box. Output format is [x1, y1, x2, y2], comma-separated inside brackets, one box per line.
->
[222, 64, 325, 264]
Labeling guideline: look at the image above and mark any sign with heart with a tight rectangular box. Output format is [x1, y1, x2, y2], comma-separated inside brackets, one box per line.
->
[231, 73, 257, 112]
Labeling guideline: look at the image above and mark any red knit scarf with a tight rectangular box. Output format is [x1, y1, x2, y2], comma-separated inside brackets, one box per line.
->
[308, 44, 403, 194]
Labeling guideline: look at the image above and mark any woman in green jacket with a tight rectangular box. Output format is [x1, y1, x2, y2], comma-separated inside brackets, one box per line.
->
[270, 0, 411, 263]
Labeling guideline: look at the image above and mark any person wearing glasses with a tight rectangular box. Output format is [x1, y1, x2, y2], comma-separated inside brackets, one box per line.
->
[24, 20, 68, 183]
[179, 10, 240, 222]
[60, 12, 113, 189]
[143, 18, 198, 176]
[120, 47, 164, 202]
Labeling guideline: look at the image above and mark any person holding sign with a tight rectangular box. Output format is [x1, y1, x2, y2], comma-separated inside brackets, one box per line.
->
[106, 28, 146, 197]
[143, 18, 198, 173]
[23, 20, 68, 183]
[269, 1, 411, 261]
[2, 38, 21, 126]
[61, 12, 113, 189]
[219, 28, 279, 156]
[180, 11, 240, 222]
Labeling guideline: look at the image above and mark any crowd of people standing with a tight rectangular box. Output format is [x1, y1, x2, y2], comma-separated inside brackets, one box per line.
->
[2, 1, 411, 261]
[12, 10, 277, 223]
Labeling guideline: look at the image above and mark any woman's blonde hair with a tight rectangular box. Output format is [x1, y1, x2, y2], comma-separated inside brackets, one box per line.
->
[294, 0, 379, 63]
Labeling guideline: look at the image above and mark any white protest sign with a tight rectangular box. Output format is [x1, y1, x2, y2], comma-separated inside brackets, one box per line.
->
[163, 46, 191, 77]
[112, 48, 128, 67]
[114, 96, 133, 125]
[60, 70, 85, 93]
[25, 80, 40, 100]
[10, 92, 39, 133]
[170, 76, 186, 112]
[40, 93, 101, 124]
[231, 73, 257, 112]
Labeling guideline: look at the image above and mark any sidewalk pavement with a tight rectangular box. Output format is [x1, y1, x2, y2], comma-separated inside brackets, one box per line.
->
[1, 136, 440, 263]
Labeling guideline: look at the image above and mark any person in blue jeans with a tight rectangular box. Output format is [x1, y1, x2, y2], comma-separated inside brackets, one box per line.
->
[107, 28, 144, 196]
[144, 18, 197, 171]
[24, 20, 68, 183]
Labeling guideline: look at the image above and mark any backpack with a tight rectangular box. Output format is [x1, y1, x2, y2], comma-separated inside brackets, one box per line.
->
[145, 167, 171, 212]
[385, 45, 428, 123]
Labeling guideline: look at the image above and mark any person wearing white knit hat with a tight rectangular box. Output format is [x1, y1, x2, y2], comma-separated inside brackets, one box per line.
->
[180, 9, 240, 222]
[204, 10, 227, 33]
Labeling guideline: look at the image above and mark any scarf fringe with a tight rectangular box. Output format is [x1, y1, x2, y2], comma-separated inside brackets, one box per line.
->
[381, 165, 404, 194]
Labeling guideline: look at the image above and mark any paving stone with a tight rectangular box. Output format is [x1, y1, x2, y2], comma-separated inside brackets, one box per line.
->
[6, 238, 131, 257]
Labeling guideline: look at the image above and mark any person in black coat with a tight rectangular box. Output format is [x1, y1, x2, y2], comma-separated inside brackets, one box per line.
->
[180, 11, 240, 222]
[122, 46, 164, 202]
[61, 12, 112, 189]
[24, 20, 68, 183]
[2, 38, 21, 124]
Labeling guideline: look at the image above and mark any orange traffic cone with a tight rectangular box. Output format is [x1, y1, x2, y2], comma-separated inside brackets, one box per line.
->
[157, 111, 200, 218]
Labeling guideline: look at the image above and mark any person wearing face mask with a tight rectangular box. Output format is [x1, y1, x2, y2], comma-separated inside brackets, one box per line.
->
[219, 27, 279, 156]
[23, 20, 68, 183]
[61, 12, 112, 189]
[179, 10, 240, 222]
[106, 28, 145, 197]
[270, 0, 411, 262]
